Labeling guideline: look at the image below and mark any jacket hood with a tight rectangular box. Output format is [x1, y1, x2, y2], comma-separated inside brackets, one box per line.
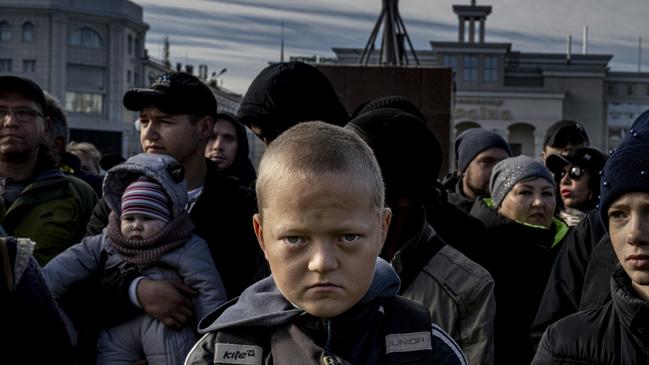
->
[103, 153, 187, 218]
[198, 257, 400, 333]
[236, 61, 349, 131]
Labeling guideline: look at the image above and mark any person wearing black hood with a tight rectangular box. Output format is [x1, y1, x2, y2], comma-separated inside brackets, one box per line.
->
[205, 112, 256, 187]
[186, 122, 467, 365]
[352, 95, 489, 265]
[237, 61, 349, 145]
[346, 108, 495, 365]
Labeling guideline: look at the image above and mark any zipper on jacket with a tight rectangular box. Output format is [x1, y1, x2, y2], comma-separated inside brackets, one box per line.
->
[321, 319, 342, 365]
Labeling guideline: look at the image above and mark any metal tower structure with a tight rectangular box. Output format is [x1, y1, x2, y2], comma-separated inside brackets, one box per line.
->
[358, 0, 420, 66]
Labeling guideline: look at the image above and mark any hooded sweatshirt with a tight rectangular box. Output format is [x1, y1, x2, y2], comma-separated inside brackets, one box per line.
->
[214, 113, 257, 188]
[186, 259, 468, 365]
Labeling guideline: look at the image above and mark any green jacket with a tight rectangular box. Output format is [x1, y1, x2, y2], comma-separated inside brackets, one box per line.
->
[1, 169, 97, 265]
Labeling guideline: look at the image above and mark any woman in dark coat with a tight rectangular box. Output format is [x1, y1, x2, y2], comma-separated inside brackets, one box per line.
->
[469, 155, 569, 364]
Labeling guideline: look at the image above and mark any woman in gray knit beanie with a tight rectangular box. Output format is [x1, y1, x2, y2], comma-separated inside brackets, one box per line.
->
[490, 155, 556, 228]
[468, 155, 568, 363]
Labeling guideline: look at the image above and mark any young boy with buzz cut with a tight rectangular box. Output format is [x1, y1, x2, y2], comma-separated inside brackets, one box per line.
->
[185, 121, 467, 364]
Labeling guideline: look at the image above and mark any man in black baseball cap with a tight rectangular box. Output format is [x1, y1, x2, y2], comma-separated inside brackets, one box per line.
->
[541, 120, 590, 163]
[123, 71, 217, 120]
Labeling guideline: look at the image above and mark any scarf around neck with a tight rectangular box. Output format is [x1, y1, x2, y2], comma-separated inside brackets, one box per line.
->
[108, 211, 195, 264]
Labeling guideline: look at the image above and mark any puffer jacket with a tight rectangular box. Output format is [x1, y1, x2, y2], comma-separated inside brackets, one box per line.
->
[45, 154, 227, 365]
[469, 198, 569, 364]
[186, 259, 468, 365]
[533, 268, 649, 364]
[86, 158, 261, 299]
[391, 210, 496, 365]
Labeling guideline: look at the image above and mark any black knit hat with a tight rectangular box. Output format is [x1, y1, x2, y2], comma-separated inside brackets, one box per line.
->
[237, 62, 349, 135]
[345, 108, 442, 202]
[352, 95, 427, 122]
[123, 72, 217, 119]
[599, 110, 649, 228]
[455, 128, 512, 173]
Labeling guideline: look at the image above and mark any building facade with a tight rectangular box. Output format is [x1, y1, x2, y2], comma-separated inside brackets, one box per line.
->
[0, 0, 150, 156]
[0, 1, 246, 160]
[333, 1, 649, 161]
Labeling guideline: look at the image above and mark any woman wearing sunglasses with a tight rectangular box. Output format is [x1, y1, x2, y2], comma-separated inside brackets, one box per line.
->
[546, 147, 607, 226]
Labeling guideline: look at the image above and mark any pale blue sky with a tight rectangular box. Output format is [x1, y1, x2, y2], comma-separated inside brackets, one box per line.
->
[132, 0, 649, 94]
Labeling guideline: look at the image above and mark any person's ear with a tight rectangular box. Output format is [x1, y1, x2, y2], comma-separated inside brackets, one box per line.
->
[198, 116, 214, 140]
[41, 116, 52, 142]
[252, 213, 268, 260]
[379, 207, 392, 252]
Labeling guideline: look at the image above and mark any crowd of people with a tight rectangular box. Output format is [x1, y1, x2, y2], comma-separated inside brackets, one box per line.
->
[0, 60, 648, 365]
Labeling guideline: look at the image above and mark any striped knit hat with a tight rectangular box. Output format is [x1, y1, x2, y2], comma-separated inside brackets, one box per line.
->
[121, 177, 171, 223]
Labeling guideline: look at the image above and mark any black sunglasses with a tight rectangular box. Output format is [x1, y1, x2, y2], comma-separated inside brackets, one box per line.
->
[559, 166, 584, 180]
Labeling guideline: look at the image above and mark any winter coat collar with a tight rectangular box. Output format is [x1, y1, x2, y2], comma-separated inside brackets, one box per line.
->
[611, 267, 649, 335]
[471, 197, 568, 249]
[198, 257, 400, 334]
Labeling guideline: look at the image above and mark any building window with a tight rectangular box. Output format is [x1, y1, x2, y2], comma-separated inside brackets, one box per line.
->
[65, 92, 103, 114]
[606, 84, 616, 95]
[127, 70, 132, 83]
[463, 56, 478, 81]
[22, 59, 35, 73]
[0, 59, 12, 72]
[134, 72, 139, 86]
[484, 56, 498, 82]
[68, 27, 103, 49]
[442, 55, 458, 71]
[135, 38, 140, 57]
[627, 84, 634, 96]
[0, 21, 11, 41]
[127, 34, 133, 55]
[22, 22, 33, 42]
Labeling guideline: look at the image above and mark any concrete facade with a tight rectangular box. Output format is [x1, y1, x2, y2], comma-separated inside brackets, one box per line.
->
[332, 1, 649, 163]
[0, 0, 148, 155]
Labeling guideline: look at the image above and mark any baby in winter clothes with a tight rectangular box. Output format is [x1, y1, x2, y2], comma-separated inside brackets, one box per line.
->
[44, 153, 227, 365]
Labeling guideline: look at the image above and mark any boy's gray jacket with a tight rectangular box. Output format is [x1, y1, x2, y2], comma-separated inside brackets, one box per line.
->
[185, 259, 468, 365]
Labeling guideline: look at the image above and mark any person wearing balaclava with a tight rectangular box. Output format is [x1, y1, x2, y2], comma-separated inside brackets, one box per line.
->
[446, 128, 511, 213]
[469, 155, 570, 364]
[236, 61, 349, 145]
[533, 111, 649, 365]
[346, 108, 495, 365]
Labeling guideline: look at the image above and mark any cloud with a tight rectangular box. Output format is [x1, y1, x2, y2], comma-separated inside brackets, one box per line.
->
[132, 0, 649, 94]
